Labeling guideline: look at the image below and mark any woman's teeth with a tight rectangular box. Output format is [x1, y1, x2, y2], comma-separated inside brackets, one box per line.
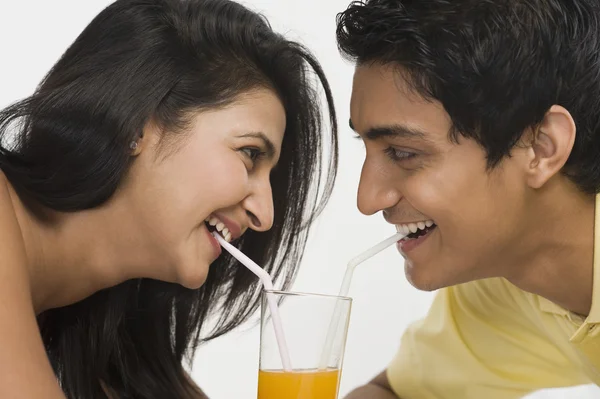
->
[395, 220, 435, 236]
[206, 216, 232, 242]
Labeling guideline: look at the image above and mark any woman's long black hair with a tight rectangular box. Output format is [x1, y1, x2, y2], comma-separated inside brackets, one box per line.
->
[0, 0, 338, 397]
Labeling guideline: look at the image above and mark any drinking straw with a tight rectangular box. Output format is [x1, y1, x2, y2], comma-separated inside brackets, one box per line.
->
[212, 232, 292, 371]
[317, 231, 406, 369]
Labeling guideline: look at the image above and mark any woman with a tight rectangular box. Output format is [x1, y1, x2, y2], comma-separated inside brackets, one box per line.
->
[0, 0, 338, 398]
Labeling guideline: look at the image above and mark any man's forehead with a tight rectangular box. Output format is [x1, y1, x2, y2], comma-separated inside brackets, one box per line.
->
[350, 65, 452, 141]
[352, 64, 399, 99]
[350, 65, 405, 131]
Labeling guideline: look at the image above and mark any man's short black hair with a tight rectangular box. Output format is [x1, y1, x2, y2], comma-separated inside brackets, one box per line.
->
[337, 0, 600, 194]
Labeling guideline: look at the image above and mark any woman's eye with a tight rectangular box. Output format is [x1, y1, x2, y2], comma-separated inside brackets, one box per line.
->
[240, 147, 265, 162]
[384, 147, 417, 162]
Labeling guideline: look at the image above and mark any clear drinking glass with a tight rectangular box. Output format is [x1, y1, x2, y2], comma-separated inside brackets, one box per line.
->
[257, 290, 352, 399]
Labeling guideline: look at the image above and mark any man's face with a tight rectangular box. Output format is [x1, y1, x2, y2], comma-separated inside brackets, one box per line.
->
[350, 63, 530, 291]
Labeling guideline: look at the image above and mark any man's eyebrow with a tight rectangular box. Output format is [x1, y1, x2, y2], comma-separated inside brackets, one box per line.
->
[237, 132, 276, 158]
[349, 119, 431, 142]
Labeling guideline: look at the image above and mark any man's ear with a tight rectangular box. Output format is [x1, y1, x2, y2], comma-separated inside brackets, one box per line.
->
[525, 105, 576, 189]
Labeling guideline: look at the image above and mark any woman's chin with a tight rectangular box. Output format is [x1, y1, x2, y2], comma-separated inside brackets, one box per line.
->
[174, 262, 210, 290]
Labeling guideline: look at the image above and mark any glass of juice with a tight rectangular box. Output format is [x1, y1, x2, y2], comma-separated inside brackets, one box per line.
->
[257, 290, 352, 399]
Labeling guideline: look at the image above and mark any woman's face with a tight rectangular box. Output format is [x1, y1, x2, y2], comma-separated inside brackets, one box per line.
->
[118, 88, 285, 288]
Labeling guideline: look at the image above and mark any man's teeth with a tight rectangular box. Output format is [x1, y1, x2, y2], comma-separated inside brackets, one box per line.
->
[206, 216, 232, 242]
[395, 220, 434, 236]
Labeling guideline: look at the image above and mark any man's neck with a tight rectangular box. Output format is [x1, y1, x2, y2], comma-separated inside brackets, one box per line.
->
[506, 181, 596, 316]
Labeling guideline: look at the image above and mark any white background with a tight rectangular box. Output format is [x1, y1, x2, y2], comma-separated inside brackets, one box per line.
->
[0, 1, 598, 398]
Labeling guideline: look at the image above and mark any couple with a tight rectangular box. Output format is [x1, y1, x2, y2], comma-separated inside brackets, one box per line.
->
[1, 0, 599, 398]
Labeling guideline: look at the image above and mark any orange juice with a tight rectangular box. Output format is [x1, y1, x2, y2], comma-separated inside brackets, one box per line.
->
[257, 369, 340, 399]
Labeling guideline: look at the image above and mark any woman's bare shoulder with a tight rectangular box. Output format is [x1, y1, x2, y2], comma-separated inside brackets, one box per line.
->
[0, 171, 29, 274]
[0, 171, 66, 398]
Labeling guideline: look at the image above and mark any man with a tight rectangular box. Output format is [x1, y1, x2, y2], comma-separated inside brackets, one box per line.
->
[338, 0, 600, 398]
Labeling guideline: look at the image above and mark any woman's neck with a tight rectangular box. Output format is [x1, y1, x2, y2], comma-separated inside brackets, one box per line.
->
[9, 186, 152, 314]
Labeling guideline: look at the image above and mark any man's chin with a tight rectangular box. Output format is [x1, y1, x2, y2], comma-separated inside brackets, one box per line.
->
[404, 260, 445, 292]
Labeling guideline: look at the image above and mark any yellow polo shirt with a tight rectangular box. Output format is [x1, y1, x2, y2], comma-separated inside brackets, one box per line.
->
[387, 195, 600, 398]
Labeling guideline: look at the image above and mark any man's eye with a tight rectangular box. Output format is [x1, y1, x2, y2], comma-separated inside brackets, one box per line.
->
[384, 147, 417, 162]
